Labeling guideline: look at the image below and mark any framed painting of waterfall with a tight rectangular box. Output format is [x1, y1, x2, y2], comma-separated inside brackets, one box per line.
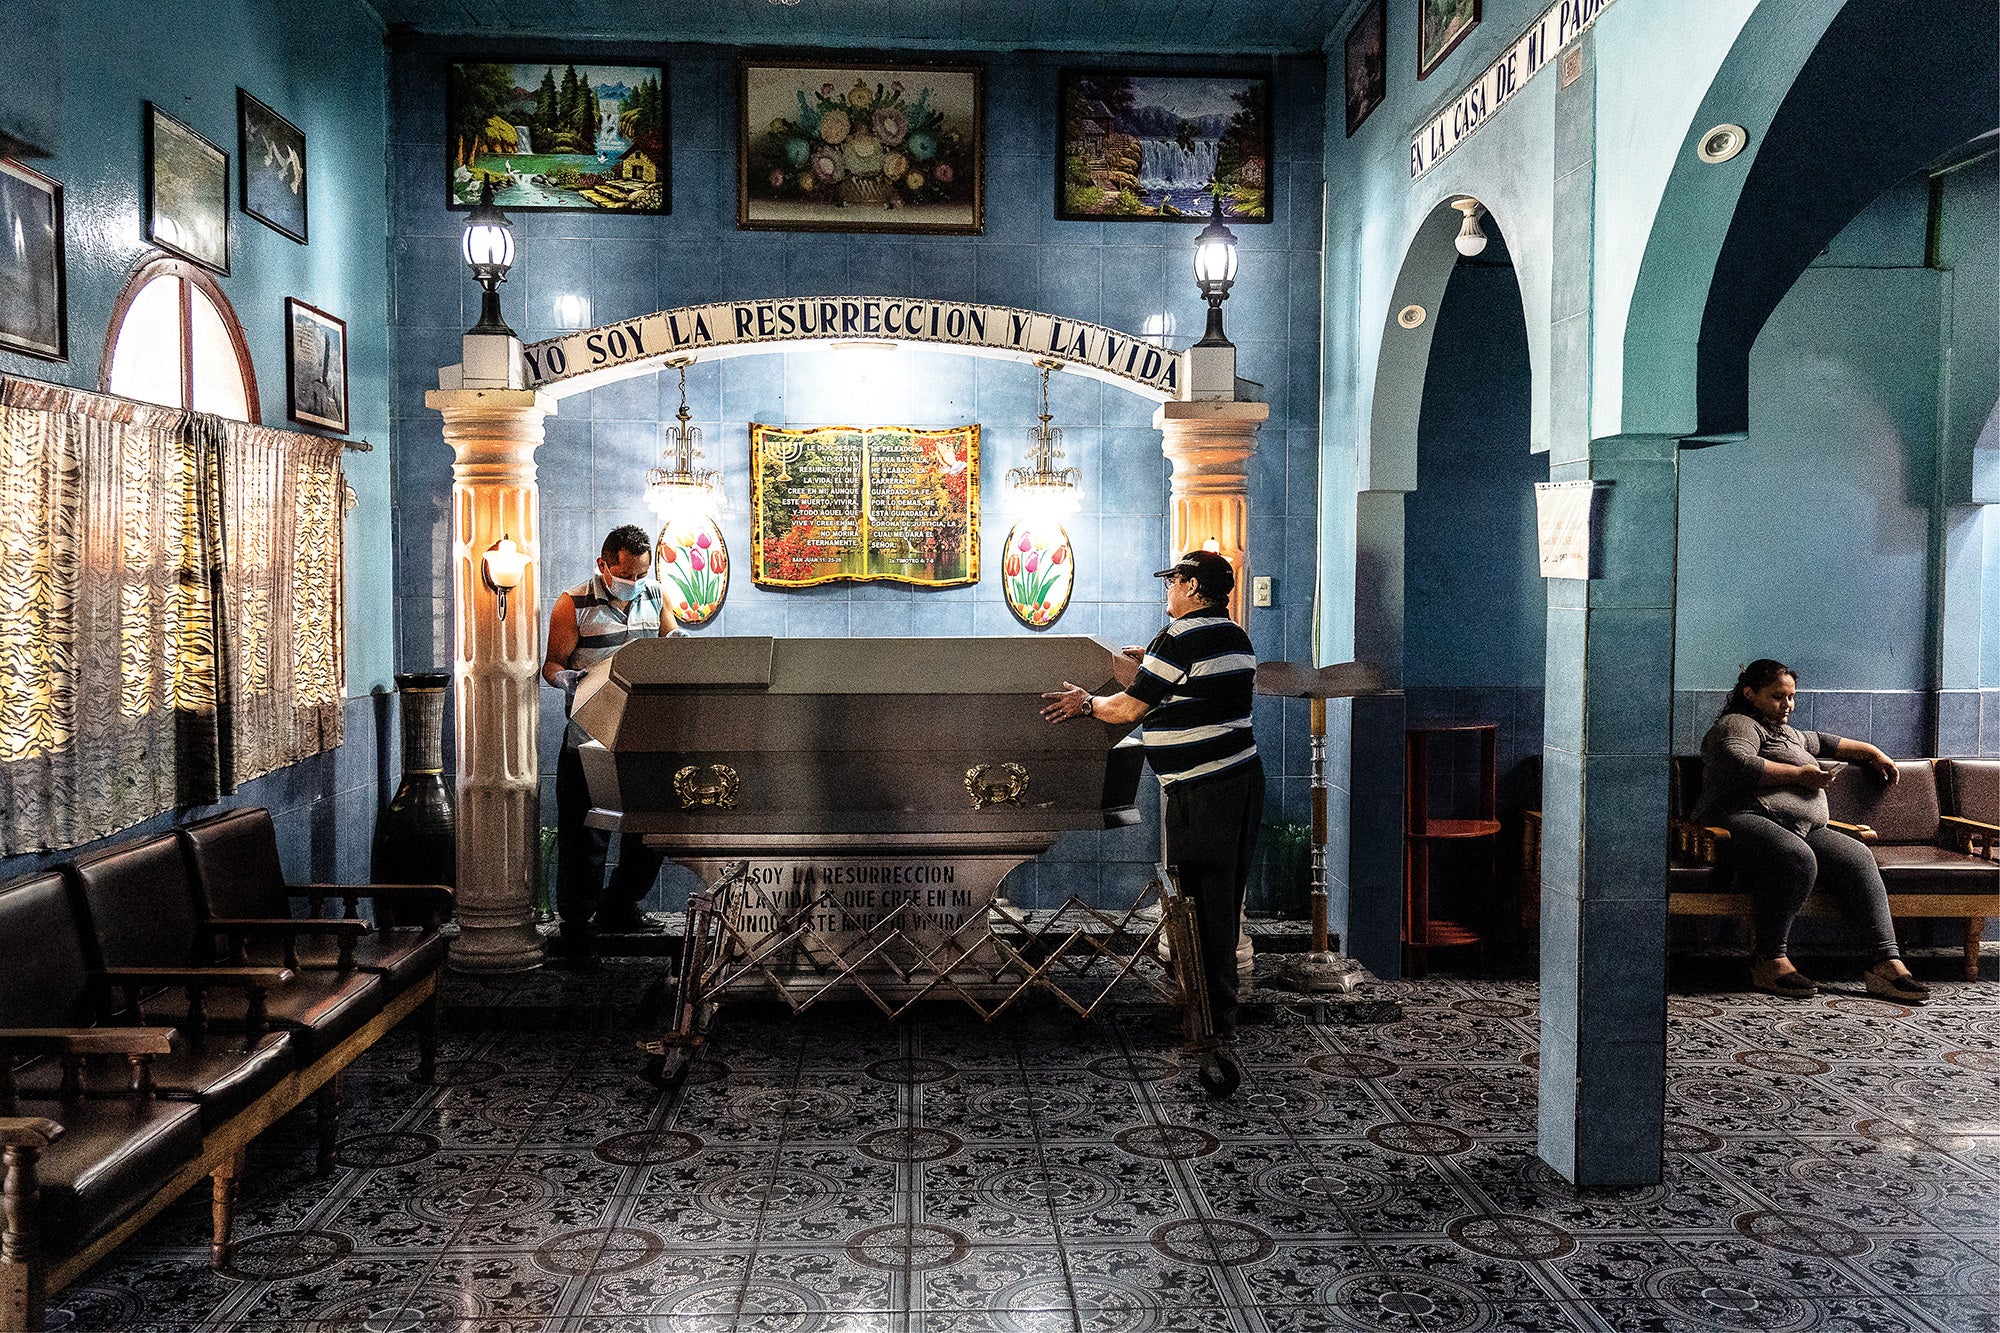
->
[1056, 70, 1272, 224]
[446, 59, 669, 214]
[239, 90, 307, 243]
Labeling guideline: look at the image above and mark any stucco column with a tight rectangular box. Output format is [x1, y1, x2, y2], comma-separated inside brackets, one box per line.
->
[1155, 398, 1270, 985]
[424, 387, 554, 973]
[1154, 400, 1270, 625]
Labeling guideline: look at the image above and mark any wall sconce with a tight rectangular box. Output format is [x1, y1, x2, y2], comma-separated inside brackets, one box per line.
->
[1451, 198, 1488, 257]
[1192, 191, 1240, 349]
[480, 533, 529, 621]
[553, 292, 591, 329]
[462, 179, 517, 336]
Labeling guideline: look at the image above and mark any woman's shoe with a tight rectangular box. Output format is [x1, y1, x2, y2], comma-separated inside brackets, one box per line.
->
[1866, 966, 1930, 1004]
[1750, 960, 1818, 998]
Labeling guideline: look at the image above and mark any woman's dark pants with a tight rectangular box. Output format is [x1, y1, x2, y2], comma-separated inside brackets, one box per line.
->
[1721, 813, 1900, 963]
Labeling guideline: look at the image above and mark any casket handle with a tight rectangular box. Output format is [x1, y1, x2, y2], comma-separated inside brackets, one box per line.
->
[674, 763, 741, 810]
[965, 763, 1029, 810]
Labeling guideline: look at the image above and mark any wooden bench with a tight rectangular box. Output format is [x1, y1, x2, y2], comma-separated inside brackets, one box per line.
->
[0, 812, 451, 1333]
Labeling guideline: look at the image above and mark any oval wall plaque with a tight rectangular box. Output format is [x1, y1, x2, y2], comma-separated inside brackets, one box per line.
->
[1000, 521, 1073, 630]
[656, 517, 729, 627]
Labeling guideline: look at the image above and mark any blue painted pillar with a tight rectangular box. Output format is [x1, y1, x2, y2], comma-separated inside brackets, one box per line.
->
[1535, 33, 1674, 1187]
[1347, 488, 1408, 978]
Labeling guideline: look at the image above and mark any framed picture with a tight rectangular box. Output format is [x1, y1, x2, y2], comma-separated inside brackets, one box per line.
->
[238, 89, 307, 243]
[285, 298, 348, 433]
[0, 159, 66, 361]
[739, 58, 983, 235]
[146, 104, 229, 273]
[1345, 1, 1388, 136]
[1419, 0, 1481, 79]
[447, 59, 668, 214]
[1056, 70, 1272, 223]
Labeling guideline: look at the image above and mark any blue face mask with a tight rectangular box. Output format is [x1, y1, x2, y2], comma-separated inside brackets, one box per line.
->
[602, 573, 641, 601]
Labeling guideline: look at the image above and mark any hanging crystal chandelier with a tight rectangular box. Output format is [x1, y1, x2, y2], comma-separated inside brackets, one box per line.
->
[645, 359, 722, 523]
[1007, 360, 1081, 520]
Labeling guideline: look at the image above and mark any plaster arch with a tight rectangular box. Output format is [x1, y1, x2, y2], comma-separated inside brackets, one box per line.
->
[1618, 0, 1999, 443]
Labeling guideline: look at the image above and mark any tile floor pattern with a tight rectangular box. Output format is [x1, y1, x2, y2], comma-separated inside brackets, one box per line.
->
[40, 964, 2000, 1332]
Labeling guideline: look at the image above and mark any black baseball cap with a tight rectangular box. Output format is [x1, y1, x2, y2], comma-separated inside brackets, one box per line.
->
[1153, 549, 1236, 597]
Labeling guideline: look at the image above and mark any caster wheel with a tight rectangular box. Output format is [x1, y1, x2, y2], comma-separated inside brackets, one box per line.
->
[1197, 1050, 1242, 1099]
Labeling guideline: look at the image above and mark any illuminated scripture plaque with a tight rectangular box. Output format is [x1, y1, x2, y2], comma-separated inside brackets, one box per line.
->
[751, 423, 979, 587]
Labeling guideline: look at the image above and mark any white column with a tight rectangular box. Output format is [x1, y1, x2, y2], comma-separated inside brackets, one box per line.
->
[425, 387, 555, 973]
[1155, 398, 1271, 984]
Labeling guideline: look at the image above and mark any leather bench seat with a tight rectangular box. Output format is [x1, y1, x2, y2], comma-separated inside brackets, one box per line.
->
[13, 1097, 205, 1252]
[1873, 843, 2000, 877]
[14, 1036, 294, 1132]
[65, 834, 386, 1069]
[180, 808, 450, 997]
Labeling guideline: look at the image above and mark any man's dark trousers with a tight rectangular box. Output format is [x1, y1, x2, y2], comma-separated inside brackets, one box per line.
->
[555, 726, 666, 939]
[1162, 757, 1264, 1038]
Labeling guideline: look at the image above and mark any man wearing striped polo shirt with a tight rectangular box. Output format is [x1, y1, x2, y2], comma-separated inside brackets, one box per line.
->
[1042, 549, 1262, 1049]
[543, 524, 673, 964]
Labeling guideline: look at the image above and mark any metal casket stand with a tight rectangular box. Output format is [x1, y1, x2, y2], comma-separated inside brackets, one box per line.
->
[569, 636, 1218, 1080]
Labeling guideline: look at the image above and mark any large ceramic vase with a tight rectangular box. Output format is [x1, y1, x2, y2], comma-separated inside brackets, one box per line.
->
[371, 671, 457, 887]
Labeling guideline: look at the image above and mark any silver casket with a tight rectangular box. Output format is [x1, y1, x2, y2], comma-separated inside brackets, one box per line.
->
[570, 635, 1147, 1002]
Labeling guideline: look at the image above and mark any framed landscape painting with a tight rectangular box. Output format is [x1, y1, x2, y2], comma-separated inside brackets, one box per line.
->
[1345, 0, 1388, 136]
[447, 59, 668, 214]
[1419, 0, 1481, 79]
[146, 104, 228, 273]
[739, 58, 983, 234]
[286, 298, 348, 433]
[1057, 70, 1272, 223]
[238, 89, 307, 243]
[0, 159, 66, 361]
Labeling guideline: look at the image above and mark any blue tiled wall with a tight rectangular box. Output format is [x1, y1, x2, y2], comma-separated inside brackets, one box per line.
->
[385, 37, 1327, 912]
[1670, 690, 1940, 761]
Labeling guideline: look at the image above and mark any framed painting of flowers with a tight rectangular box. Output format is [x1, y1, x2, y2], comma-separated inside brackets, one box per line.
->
[739, 58, 983, 234]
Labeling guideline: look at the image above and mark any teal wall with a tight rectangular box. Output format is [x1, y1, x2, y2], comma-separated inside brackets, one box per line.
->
[0, 0, 395, 696]
[0, 0, 395, 883]
[1675, 183, 1941, 693]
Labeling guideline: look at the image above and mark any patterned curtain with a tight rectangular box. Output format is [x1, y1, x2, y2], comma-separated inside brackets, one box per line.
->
[0, 377, 346, 854]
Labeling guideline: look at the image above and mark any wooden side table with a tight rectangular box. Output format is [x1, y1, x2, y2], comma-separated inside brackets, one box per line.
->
[1404, 721, 1502, 976]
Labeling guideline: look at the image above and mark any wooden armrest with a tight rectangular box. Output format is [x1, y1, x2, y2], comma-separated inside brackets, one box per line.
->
[1828, 820, 1878, 843]
[208, 917, 369, 937]
[294, 882, 454, 905]
[1669, 819, 1732, 865]
[95, 967, 295, 989]
[1523, 810, 1541, 826]
[0, 1115, 63, 1149]
[0, 1027, 177, 1057]
[1941, 815, 2000, 834]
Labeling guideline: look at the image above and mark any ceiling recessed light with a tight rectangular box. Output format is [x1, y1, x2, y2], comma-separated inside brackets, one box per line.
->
[1697, 124, 1748, 164]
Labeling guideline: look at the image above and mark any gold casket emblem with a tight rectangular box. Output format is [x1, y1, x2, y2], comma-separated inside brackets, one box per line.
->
[964, 763, 1029, 810]
[674, 763, 741, 810]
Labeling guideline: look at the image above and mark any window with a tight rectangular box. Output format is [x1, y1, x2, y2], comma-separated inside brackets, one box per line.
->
[102, 257, 258, 422]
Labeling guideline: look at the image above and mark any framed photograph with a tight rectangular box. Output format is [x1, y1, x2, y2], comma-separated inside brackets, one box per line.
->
[447, 59, 668, 214]
[238, 89, 307, 243]
[1345, 1, 1388, 136]
[285, 298, 348, 433]
[1419, 0, 1481, 79]
[0, 159, 66, 361]
[146, 104, 229, 273]
[1056, 70, 1272, 223]
[739, 58, 983, 235]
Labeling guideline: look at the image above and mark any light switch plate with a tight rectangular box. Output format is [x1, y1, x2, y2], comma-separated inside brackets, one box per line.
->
[1252, 576, 1273, 608]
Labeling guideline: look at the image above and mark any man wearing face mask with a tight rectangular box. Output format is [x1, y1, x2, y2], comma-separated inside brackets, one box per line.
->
[544, 524, 672, 964]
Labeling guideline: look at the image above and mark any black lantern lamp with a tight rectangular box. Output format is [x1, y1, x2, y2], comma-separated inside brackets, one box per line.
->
[462, 179, 517, 336]
[1192, 190, 1240, 349]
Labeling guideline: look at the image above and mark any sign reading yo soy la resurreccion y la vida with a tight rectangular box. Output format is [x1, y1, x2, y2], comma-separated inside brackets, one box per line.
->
[1410, 0, 1621, 179]
[520, 299, 1182, 398]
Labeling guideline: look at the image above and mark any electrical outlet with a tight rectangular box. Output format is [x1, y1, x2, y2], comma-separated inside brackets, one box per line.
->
[1252, 576, 1273, 608]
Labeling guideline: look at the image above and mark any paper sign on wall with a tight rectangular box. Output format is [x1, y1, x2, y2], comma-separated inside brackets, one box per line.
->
[1535, 479, 1611, 579]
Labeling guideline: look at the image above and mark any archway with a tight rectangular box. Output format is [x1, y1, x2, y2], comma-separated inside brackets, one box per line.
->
[1347, 195, 1542, 978]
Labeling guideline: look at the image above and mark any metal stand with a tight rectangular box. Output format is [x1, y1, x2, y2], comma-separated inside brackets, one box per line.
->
[1256, 665, 1386, 1000]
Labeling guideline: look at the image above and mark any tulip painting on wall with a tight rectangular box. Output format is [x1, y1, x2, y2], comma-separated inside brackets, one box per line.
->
[739, 59, 983, 234]
[1000, 521, 1074, 630]
[656, 517, 729, 628]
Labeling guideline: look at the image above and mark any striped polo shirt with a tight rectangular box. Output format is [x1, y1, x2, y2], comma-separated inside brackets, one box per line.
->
[562, 574, 664, 671]
[1125, 610, 1259, 786]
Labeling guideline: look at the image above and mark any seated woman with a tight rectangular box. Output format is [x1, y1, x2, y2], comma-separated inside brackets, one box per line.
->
[1694, 659, 1930, 1003]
